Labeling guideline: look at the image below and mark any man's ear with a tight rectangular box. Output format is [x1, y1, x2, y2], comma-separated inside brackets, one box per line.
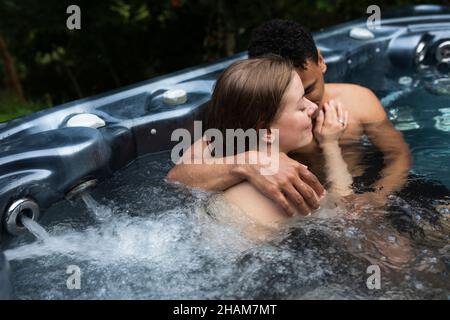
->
[317, 49, 327, 74]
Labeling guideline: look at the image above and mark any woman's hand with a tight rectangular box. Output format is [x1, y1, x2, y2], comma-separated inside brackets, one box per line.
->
[314, 100, 348, 145]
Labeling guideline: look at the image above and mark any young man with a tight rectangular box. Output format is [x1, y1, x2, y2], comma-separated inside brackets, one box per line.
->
[167, 19, 411, 216]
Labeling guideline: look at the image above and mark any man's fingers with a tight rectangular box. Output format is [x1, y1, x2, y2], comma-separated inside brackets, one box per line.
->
[297, 165, 326, 198]
[282, 185, 311, 216]
[271, 191, 296, 216]
[293, 179, 320, 210]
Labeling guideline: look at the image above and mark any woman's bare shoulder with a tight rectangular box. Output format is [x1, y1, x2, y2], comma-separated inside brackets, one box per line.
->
[224, 182, 288, 227]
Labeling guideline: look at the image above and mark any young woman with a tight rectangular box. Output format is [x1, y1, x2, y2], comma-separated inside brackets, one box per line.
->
[204, 55, 351, 231]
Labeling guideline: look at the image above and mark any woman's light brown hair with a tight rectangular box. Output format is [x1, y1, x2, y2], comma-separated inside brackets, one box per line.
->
[205, 55, 294, 154]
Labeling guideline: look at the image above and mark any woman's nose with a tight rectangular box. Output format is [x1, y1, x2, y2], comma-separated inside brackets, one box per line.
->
[305, 98, 318, 116]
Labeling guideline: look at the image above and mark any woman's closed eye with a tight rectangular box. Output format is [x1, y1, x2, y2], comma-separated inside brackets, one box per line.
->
[298, 99, 307, 111]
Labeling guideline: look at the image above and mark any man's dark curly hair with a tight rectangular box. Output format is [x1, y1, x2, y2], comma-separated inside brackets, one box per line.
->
[248, 19, 318, 70]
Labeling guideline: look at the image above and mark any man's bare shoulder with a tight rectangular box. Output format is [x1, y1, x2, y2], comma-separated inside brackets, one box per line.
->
[325, 83, 375, 100]
[325, 83, 386, 122]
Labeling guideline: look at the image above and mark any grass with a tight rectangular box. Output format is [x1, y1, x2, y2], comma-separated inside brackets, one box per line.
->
[0, 90, 50, 123]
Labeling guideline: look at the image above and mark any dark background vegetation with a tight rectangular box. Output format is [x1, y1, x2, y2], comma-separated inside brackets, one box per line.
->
[0, 0, 448, 122]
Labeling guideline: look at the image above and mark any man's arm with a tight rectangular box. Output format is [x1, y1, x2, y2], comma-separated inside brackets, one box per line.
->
[166, 138, 245, 190]
[357, 87, 412, 195]
[166, 137, 326, 216]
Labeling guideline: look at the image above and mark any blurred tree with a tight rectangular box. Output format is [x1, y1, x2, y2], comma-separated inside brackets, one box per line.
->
[0, 0, 449, 121]
[0, 32, 25, 103]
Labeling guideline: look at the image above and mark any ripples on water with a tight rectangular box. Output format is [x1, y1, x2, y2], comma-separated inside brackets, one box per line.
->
[3, 149, 449, 300]
[382, 82, 450, 188]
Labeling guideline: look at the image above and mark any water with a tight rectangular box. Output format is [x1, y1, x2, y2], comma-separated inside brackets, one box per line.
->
[346, 59, 450, 189]
[80, 192, 113, 222]
[20, 216, 50, 242]
[382, 85, 450, 188]
[2, 149, 449, 299]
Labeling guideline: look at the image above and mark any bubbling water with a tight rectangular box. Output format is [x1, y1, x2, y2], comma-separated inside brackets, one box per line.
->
[20, 216, 50, 242]
[3, 152, 450, 299]
[80, 192, 113, 222]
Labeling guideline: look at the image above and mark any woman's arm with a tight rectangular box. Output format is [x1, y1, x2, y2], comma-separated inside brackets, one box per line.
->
[314, 101, 353, 196]
[321, 141, 353, 196]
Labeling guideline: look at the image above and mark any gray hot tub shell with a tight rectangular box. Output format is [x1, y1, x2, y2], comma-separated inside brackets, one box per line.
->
[0, 4, 449, 298]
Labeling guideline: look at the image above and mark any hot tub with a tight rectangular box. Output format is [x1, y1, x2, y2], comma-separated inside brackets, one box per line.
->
[1, 5, 449, 299]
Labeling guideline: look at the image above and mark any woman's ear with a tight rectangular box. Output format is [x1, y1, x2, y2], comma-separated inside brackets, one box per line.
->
[317, 49, 327, 74]
[261, 128, 275, 144]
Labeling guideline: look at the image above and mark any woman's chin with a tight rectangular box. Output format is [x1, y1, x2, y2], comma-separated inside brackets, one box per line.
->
[282, 131, 314, 153]
[289, 137, 313, 152]
[302, 131, 314, 145]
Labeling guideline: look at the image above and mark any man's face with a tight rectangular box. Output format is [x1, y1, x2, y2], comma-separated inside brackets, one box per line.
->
[296, 57, 326, 119]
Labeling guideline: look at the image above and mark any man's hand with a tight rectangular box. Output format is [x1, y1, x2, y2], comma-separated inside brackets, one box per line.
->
[236, 151, 326, 216]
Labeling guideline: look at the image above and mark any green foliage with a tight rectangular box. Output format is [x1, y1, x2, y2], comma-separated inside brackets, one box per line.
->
[0, 0, 448, 122]
[0, 90, 49, 122]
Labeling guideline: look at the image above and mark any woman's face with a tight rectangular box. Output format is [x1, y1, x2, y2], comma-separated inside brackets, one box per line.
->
[270, 72, 318, 153]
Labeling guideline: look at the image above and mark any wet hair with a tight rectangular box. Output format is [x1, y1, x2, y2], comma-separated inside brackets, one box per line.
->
[248, 19, 318, 70]
[205, 55, 294, 154]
